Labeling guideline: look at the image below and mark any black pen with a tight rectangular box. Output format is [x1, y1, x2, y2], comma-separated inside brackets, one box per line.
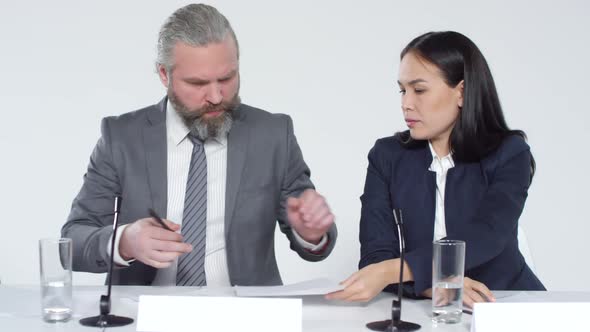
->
[148, 208, 173, 231]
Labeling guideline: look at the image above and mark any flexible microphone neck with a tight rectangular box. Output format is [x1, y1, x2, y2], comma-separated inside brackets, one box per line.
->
[392, 209, 405, 324]
[80, 196, 134, 327]
[365, 208, 421, 331]
[106, 196, 122, 302]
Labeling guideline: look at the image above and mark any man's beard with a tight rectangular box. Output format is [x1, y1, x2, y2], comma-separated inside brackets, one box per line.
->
[168, 89, 241, 141]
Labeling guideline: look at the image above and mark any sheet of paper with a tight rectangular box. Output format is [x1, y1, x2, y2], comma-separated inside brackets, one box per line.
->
[137, 295, 301, 332]
[493, 291, 525, 300]
[234, 278, 345, 297]
[471, 302, 590, 332]
[493, 291, 590, 303]
[464, 291, 590, 315]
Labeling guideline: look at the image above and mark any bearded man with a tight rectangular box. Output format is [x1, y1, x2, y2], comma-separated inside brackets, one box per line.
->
[62, 3, 337, 287]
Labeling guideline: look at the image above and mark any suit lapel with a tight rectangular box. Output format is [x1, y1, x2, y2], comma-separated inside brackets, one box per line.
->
[418, 147, 436, 240]
[225, 107, 249, 238]
[445, 163, 468, 236]
[143, 99, 168, 217]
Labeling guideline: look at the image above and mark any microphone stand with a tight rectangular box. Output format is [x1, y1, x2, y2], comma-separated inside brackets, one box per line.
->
[80, 196, 134, 327]
[366, 209, 421, 332]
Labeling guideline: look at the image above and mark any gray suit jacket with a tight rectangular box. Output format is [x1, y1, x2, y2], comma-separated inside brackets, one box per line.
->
[62, 98, 337, 286]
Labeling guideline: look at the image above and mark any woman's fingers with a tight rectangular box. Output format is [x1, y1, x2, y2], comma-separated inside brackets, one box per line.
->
[463, 277, 495, 308]
[468, 279, 495, 302]
[463, 291, 476, 309]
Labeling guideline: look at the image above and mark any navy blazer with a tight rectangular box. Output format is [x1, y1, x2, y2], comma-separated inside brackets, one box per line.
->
[359, 133, 545, 296]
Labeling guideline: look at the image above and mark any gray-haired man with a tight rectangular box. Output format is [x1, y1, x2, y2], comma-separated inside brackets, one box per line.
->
[62, 3, 337, 286]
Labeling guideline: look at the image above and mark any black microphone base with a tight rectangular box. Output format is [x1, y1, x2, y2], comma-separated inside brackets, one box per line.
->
[366, 319, 421, 332]
[79, 314, 134, 327]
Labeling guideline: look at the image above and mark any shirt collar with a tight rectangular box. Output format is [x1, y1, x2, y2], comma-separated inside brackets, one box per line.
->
[166, 101, 227, 146]
[428, 141, 455, 166]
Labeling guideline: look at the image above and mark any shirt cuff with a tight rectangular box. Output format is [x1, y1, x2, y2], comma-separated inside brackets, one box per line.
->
[106, 224, 136, 266]
[291, 230, 328, 252]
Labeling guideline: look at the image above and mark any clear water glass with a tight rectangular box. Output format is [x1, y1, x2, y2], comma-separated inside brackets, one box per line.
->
[432, 239, 465, 324]
[39, 238, 73, 322]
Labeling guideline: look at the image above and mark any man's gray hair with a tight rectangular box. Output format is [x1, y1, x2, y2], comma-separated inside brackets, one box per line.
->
[156, 3, 239, 72]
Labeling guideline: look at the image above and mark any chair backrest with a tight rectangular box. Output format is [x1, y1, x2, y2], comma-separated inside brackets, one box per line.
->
[518, 225, 536, 273]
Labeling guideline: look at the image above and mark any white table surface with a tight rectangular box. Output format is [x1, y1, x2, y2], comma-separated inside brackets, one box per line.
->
[1, 285, 588, 331]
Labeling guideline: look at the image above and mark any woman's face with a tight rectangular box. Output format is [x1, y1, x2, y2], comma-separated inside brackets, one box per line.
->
[397, 52, 463, 149]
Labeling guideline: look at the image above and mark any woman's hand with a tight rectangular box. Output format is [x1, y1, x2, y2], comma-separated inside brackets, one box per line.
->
[422, 277, 496, 309]
[462, 277, 495, 308]
[325, 259, 411, 302]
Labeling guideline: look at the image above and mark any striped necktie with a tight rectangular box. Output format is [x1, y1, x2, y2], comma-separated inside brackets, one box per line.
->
[176, 133, 207, 286]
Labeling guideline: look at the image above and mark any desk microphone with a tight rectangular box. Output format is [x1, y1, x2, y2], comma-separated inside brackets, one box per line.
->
[79, 196, 134, 327]
[366, 209, 421, 332]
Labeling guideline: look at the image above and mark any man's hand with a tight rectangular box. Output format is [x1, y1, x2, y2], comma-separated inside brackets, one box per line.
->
[287, 189, 334, 244]
[119, 217, 192, 268]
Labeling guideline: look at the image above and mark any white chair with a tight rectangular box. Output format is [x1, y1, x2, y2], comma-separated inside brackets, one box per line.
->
[518, 225, 536, 273]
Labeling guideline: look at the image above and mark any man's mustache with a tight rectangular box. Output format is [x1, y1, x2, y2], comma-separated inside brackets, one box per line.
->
[183, 104, 229, 120]
[201, 107, 226, 114]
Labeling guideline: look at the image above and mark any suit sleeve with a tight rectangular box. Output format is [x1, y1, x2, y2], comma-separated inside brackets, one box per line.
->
[276, 115, 337, 261]
[359, 141, 397, 268]
[453, 145, 532, 271]
[61, 118, 121, 273]
[359, 140, 421, 297]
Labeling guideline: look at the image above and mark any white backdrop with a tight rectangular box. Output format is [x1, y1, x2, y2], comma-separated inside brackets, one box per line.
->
[0, 0, 588, 291]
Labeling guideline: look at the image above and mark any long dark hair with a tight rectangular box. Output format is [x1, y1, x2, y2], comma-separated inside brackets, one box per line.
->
[396, 31, 535, 179]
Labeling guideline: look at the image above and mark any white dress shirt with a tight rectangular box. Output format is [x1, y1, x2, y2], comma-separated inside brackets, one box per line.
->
[428, 142, 455, 241]
[110, 102, 325, 286]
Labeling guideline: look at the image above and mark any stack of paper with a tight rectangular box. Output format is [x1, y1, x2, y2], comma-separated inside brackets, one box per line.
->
[234, 278, 344, 297]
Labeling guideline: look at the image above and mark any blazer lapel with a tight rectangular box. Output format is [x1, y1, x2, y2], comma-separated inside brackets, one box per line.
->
[445, 162, 470, 236]
[225, 107, 249, 238]
[143, 99, 168, 217]
[418, 146, 437, 240]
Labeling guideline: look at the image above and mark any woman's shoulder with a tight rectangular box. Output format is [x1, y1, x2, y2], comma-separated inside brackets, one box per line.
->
[370, 132, 427, 157]
[371, 135, 402, 154]
[485, 134, 531, 164]
[479, 134, 532, 178]
[367, 133, 430, 176]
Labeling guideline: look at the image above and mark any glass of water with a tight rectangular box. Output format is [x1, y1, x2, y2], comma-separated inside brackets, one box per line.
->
[432, 239, 465, 324]
[39, 238, 73, 322]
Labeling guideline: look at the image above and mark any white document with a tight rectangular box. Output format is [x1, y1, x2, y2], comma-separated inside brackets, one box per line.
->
[463, 291, 526, 314]
[234, 278, 345, 297]
[137, 295, 301, 332]
[471, 302, 590, 332]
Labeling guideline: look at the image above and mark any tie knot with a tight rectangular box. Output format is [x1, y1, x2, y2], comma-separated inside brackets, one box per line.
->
[187, 132, 204, 147]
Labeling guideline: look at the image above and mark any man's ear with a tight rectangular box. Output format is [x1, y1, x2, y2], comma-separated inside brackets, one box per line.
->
[157, 64, 170, 88]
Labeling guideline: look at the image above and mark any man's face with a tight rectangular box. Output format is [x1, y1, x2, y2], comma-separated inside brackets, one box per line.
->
[158, 35, 241, 139]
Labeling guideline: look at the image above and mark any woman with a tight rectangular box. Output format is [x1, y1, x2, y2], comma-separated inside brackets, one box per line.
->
[327, 31, 545, 307]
